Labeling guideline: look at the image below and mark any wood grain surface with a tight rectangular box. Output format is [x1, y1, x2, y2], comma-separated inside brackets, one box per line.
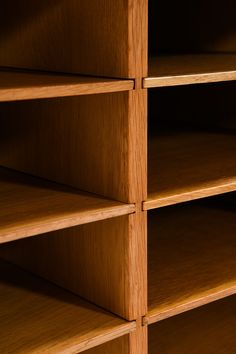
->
[128, 89, 148, 203]
[0, 167, 134, 244]
[149, 295, 236, 354]
[0, 259, 135, 354]
[145, 131, 236, 210]
[146, 198, 236, 324]
[145, 55, 236, 88]
[129, 318, 148, 354]
[84, 336, 129, 354]
[0, 69, 134, 102]
[0, 0, 147, 78]
[128, 0, 148, 78]
[0, 92, 135, 203]
[0, 213, 146, 320]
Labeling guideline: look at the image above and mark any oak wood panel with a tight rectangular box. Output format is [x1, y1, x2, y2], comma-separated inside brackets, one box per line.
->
[0, 212, 146, 320]
[144, 55, 236, 88]
[145, 199, 236, 324]
[0, 167, 135, 244]
[128, 89, 148, 203]
[0, 0, 147, 78]
[127, 211, 148, 318]
[0, 259, 135, 354]
[149, 295, 236, 354]
[0, 92, 135, 203]
[145, 132, 236, 210]
[129, 318, 148, 354]
[128, 0, 148, 78]
[0, 69, 134, 102]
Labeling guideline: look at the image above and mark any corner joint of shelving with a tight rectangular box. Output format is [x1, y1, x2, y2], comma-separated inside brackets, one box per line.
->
[141, 315, 148, 326]
[134, 77, 142, 90]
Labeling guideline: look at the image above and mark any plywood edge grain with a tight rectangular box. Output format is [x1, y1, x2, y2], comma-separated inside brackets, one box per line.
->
[0, 70, 134, 102]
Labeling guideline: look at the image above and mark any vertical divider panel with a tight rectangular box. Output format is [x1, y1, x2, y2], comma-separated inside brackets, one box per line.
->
[128, 89, 148, 203]
[129, 319, 148, 354]
[128, 0, 148, 78]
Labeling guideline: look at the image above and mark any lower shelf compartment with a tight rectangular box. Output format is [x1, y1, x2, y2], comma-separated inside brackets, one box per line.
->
[149, 295, 236, 354]
[0, 259, 135, 353]
[147, 194, 236, 324]
[0, 167, 134, 244]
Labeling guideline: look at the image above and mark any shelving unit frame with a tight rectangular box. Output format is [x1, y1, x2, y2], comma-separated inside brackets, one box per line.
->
[1, 0, 236, 353]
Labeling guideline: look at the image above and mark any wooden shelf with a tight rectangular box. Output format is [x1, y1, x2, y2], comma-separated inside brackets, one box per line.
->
[144, 131, 236, 210]
[145, 200, 236, 325]
[0, 259, 135, 353]
[144, 55, 236, 88]
[0, 167, 135, 244]
[149, 295, 236, 354]
[0, 69, 134, 102]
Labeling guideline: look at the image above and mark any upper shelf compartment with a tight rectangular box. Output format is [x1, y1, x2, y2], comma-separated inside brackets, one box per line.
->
[0, 1, 146, 78]
[145, 0, 236, 88]
[0, 69, 134, 102]
[145, 82, 236, 210]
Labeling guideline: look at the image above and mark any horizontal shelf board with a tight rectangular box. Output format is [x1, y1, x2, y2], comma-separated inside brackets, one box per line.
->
[144, 132, 236, 210]
[0, 167, 135, 244]
[144, 54, 236, 88]
[149, 295, 236, 354]
[0, 69, 134, 102]
[0, 259, 135, 353]
[145, 200, 236, 325]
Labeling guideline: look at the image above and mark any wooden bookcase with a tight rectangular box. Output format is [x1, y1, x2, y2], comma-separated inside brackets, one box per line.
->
[0, 1, 236, 353]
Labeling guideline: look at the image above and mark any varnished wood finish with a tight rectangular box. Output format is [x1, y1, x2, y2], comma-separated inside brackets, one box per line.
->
[128, 0, 148, 78]
[129, 319, 148, 354]
[128, 89, 148, 203]
[3, 0, 236, 352]
[0, 84, 147, 322]
[0, 259, 135, 354]
[145, 132, 236, 210]
[0, 0, 147, 78]
[0, 93, 134, 203]
[146, 199, 236, 324]
[0, 69, 134, 102]
[149, 295, 236, 354]
[84, 336, 129, 354]
[144, 55, 236, 88]
[0, 212, 146, 320]
[0, 167, 135, 244]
